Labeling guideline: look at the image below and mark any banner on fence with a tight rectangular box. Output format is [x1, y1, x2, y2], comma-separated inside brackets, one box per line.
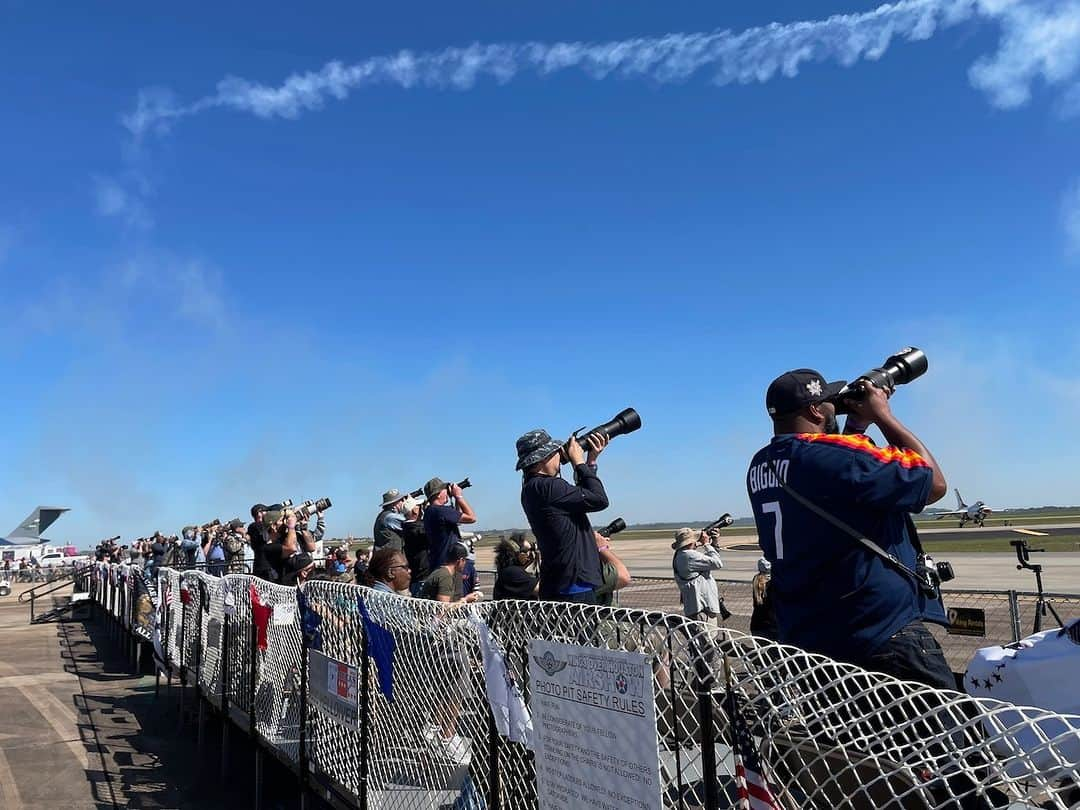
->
[307, 649, 361, 728]
[470, 615, 532, 747]
[530, 639, 661, 810]
[947, 607, 987, 637]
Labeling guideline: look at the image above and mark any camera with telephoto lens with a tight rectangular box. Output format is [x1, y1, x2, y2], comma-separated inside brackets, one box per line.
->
[915, 552, 954, 595]
[703, 513, 734, 533]
[831, 347, 928, 415]
[294, 498, 332, 521]
[566, 408, 642, 454]
[409, 478, 471, 500]
[597, 518, 626, 538]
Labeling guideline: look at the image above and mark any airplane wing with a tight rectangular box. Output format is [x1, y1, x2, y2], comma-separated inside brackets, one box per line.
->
[6, 506, 70, 540]
[933, 509, 966, 519]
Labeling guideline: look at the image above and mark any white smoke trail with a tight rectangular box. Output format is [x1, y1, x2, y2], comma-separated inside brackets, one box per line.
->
[125, 0, 987, 137]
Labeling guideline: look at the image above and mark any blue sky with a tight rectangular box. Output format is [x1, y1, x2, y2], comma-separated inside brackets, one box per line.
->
[2, 0, 1080, 545]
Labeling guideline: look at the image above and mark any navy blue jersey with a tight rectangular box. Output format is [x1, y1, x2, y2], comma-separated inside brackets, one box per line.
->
[746, 432, 944, 664]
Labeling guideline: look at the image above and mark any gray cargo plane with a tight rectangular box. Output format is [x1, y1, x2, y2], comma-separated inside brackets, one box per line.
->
[0, 506, 71, 560]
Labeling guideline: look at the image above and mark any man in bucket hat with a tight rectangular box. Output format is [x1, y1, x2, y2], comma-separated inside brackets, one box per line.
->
[373, 489, 407, 552]
[517, 428, 610, 603]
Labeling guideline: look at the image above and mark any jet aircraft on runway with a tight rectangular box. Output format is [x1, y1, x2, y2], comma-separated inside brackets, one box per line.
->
[934, 490, 993, 527]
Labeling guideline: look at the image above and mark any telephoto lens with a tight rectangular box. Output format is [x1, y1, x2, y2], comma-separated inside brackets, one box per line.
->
[598, 517, 626, 538]
[704, 513, 734, 532]
[574, 408, 642, 448]
[833, 347, 928, 414]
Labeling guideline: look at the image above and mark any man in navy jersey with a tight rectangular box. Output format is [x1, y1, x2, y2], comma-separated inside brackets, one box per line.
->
[747, 368, 952, 689]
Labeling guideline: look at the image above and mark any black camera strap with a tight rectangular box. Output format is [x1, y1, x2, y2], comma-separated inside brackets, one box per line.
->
[765, 455, 926, 589]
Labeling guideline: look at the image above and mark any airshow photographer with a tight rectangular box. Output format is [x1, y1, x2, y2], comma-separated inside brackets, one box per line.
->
[373, 489, 407, 551]
[671, 525, 730, 622]
[746, 351, 954, 691]
[423, 477, 476, 569]
[516, 428, 610, 603]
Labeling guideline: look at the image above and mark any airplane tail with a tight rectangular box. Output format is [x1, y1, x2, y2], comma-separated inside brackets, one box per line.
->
[6, 506, 70, 540]
[954, 489, 967, 510]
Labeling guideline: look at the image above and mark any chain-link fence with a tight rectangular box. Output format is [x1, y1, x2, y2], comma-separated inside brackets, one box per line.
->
[609, 576, 1080, 676]
[87, 563, 1080, 810]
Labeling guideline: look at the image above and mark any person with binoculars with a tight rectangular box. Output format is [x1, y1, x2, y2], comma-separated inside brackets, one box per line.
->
[516, 428, 610, 603]
[747, 363, 951, 690]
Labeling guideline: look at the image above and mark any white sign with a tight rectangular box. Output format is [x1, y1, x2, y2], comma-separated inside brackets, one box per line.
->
[272, 604, 295, 626]
[307, 650, 360, 728]
[530, 639, 661, 810]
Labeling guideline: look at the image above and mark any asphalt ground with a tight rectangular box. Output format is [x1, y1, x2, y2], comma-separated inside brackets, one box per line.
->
[0, 582, 306, 810]
[473, 530, 1080, 592]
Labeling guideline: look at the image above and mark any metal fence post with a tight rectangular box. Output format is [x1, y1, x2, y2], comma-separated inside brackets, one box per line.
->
[195, 581, 206, 754]
[486, 613, 502, 810]
[298, 612, 310, 803]
[1008, 590, 1022, 643]
[221, 607, 231, 783]
[359, 618, 370, 810]
[695, 683, 721, 810]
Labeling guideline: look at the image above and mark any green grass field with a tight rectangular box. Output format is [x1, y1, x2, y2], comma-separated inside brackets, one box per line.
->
[920, 534, 1080, 553]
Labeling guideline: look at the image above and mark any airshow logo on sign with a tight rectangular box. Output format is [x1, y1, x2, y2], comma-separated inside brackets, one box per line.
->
[533, 650, 568, 677]
[533, 651, 648, 717]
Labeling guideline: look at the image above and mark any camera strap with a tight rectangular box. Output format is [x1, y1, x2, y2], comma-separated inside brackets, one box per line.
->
[765, 455, 925, 588]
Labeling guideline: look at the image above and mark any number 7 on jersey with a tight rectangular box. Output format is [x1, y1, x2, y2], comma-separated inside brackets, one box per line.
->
[761, 501, 783, 560]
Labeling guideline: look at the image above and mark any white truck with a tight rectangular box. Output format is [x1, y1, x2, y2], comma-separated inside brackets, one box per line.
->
[36, 550, 91, 569]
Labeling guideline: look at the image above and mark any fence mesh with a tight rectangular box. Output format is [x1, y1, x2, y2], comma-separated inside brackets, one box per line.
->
[91, 564, 1080, 810]
[614, 577, 1080, 677]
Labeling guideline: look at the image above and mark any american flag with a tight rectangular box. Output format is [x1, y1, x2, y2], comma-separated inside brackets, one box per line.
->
[163, 583, 173, 608]
[725, 687, 781, 810]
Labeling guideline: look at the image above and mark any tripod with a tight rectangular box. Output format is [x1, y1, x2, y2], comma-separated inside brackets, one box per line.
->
[1011, 539, 1064, 634]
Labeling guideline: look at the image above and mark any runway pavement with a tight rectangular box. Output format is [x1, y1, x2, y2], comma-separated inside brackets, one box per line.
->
[475, 531, 1080, 592]
[0, 582, 295, 810]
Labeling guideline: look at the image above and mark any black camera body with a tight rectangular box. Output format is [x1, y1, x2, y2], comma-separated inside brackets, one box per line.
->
[915, 552, 955, 595]
[832, 347, 928, 414]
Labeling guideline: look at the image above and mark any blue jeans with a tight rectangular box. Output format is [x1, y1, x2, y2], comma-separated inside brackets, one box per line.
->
[864, 620, 956, 691]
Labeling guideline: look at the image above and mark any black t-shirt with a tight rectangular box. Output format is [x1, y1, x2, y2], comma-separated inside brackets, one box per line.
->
[260, 542, 288, 582]
[151, 541, 167, 569]
[402, 520, 429, 581]
[248, 522, 278, 582]
[493, 564, 538, 601]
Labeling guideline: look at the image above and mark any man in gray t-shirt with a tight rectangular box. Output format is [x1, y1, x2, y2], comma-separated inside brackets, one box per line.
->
[421, 543, 481, 605]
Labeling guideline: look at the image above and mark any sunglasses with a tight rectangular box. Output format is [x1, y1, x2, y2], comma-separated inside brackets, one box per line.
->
[389, 564, 411, 571]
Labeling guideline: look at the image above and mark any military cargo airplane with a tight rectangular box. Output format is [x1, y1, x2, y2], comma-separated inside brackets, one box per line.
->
[0, 506, 71, 561]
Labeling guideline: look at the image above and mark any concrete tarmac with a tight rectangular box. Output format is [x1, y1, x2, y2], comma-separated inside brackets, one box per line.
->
[475, 540, 1080, 593]
[0, 582, 292, 810]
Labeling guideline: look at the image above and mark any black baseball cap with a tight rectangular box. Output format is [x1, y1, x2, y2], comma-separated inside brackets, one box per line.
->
[446, 542, 469, 563]
[766, 369, 846, 417]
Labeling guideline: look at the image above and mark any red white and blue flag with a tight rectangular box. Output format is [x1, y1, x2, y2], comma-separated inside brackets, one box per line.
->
[725, 687, 781, 810]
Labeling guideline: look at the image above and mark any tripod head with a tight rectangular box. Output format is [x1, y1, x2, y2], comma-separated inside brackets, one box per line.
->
[1010, 538, 1046, 573]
